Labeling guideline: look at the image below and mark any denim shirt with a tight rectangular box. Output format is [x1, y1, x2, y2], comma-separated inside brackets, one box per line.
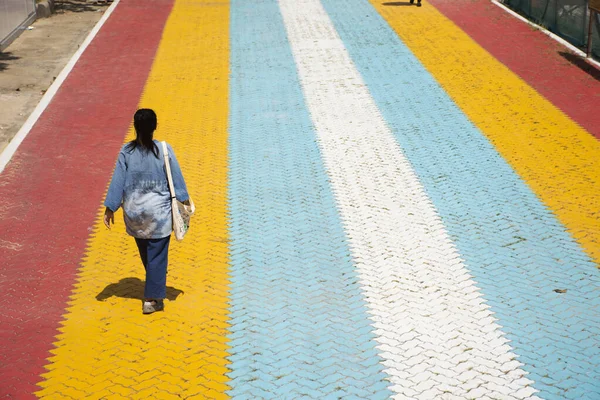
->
[104, 140, 189, 239]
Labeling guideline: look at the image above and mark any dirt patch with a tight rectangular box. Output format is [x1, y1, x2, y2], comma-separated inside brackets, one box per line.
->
[0, 0, 111, 155]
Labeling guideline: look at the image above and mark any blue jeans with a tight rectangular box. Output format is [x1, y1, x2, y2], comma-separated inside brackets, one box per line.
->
[135, 236, 171, 299]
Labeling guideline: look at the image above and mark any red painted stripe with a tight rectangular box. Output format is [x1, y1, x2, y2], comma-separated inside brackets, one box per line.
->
[427, 0, 600, 139]
[0, 0, 174, 397]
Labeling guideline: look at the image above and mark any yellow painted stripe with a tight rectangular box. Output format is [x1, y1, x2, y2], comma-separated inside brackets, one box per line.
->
[370, 1, 600, 267]
[36, 0, 231, 398]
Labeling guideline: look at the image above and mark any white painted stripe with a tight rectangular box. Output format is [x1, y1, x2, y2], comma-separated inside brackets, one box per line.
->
[0, 0, 121, 173]
[278, 1, 540, 398]
[492, 0, 600, 69]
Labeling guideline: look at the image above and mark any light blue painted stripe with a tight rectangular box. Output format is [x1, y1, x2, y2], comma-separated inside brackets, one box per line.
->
[318, 1, 600, 399]
[226, 0, 392, 398]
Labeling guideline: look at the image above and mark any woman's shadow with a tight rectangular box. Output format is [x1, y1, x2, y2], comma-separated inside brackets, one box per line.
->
[96, 277, 184, 301]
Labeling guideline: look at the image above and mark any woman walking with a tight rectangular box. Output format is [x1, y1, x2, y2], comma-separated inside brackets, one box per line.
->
[103, 108, 189, 314]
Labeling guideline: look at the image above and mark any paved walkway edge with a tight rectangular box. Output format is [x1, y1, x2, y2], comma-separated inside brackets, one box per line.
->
[491, 0, 600, 69]
[0, 0, 120, 174]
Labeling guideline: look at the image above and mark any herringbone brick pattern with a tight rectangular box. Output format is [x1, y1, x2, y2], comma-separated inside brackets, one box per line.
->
[35, 1, 232, 398]
[226, 0, 392, 397]
[370, 0, 600, 268]
[325, 0, 600, 398]
[280, 0, 542, 398]
[0, 1, 175, 397]
[0, 0, 597, 398]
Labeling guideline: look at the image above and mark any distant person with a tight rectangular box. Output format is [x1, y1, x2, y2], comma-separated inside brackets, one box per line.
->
[103, 108, 189, 314]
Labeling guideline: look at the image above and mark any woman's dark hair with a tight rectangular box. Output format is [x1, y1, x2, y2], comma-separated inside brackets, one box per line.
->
[125, 108, 159, 158]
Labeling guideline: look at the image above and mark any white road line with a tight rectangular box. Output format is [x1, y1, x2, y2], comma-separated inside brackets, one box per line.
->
[0, 0, 121, 174]
[278, 0, 540, 398]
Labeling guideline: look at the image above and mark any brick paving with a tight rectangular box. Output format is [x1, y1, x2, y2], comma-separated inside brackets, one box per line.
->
[0, 0, 599, 399]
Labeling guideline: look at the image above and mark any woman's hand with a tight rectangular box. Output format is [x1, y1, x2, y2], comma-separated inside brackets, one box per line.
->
[104, 207, 115, 230]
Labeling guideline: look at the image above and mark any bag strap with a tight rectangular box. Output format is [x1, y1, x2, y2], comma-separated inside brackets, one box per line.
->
[161, 141, 177, 200]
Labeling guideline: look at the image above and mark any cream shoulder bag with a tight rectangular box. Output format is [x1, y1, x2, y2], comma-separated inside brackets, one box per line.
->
[161, 141, 195, 241]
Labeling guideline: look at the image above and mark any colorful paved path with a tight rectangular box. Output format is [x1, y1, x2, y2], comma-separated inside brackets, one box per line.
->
[1, 0, 599, 398]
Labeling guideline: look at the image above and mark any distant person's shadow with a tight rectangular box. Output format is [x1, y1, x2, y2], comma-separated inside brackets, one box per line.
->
[96, 277, 184, 301]
[383, 1, 421, 6]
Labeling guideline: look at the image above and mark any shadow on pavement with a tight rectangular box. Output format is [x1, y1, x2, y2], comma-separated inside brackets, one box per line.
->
[558, 51, 600, 82]
[0, 52, 19, 72]
[55, 0, 107, 13]
[96, 277, 184, 301]
[383, 1, 419, 6]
